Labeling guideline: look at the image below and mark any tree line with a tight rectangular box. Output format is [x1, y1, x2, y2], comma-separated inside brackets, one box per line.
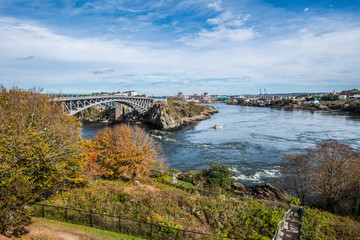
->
[0, 88, 164, 237]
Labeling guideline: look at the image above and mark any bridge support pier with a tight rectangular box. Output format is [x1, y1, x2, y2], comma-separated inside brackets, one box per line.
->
[115, 103, 125, 122]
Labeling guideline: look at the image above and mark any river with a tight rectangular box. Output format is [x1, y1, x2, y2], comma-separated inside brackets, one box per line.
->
[82, 103, 360, 185]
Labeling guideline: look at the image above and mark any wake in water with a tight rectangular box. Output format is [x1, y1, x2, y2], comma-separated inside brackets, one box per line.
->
[230, 168, 281, 183]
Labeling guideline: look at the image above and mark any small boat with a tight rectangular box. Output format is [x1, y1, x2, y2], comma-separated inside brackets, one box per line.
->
[213, 124, 222, 129]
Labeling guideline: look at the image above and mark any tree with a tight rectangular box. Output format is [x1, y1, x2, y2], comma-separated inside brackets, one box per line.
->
[320, 94, 339, 101]
[0, 172, 33, 236]
[310, 140, 359, 212]
[279, 154, 312, 203]
[0, 88, 85, 236]
[280, 140, 360, 214]
[88, 124, 164, 180]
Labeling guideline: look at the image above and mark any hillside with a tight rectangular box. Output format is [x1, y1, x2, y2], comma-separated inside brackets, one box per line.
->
[301, 208, 360, 240]
[41, 179, 286, 239]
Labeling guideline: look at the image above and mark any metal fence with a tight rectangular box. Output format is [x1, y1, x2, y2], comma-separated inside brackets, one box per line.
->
[32, 204, 243, 240]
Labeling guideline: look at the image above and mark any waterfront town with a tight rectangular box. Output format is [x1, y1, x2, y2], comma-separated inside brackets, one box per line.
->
[88, 89, 360, 106]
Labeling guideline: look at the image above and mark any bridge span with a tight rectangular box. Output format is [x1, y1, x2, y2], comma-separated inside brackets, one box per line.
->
[51, 95, 154, 115]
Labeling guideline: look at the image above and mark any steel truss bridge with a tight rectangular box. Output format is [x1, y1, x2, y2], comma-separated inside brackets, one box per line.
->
[51, 95, 154, 115]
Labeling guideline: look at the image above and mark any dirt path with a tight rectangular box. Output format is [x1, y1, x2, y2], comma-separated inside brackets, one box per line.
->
[22, 222, 93, 240]
[279, 212, 301, 240]
[19, 217, 143, 240]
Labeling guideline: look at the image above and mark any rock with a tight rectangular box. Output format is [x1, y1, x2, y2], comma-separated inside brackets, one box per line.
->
[141, 102, 218, 132]
[234, 190, 246, 197]
[232, 182, 246, 191]
[247, 183, 286, 202]
[150, 130, 167, 136]
[231, 182, 287, 202]
[172, 176, 178, 184]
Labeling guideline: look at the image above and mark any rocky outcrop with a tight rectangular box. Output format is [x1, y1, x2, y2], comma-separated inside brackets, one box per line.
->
[142, 101, 218, 131]
[76, 105, 112, 122]
[232, 182, 286, 202]
[150, 130, 168, 136]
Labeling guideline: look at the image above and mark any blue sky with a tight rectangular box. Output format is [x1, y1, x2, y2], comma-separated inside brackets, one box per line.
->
[0, 0, 359, 95]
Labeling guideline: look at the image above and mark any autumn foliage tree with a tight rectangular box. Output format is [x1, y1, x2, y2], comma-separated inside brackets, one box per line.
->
[280, 140, 360, 214]
[0, 88, 85, 236]
[279, 153, 312, 203]
[87, 124, 165, 180]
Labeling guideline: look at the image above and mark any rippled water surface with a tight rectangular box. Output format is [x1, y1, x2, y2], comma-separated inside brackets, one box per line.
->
[82, 104, 360, 184]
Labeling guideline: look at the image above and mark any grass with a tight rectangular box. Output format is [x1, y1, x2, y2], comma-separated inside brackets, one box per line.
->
[18, 217, 145, 240]
[162, 175, 195, 190]
[301, 208, 360, 240]
[41, 179, 287, 240]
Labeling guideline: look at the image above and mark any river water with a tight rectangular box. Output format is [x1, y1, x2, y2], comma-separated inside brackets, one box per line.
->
[82, 103, 360, 184]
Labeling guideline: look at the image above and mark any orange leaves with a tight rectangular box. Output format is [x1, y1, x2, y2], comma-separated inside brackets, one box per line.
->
[85, 124, 159, 180]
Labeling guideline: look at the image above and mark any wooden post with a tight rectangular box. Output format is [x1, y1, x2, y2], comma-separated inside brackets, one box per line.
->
[42, 205, 45, 218]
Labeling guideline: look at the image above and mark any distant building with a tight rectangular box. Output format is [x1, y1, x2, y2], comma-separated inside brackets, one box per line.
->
[350, 94, 360, 99]
[177, 92, 185, 98]
[201, 92, 211, 102]
[304, 100, 320, 104]
[114, 92, 127, 96]
[123, 90, 138, 96]
[339, 95, 347, 100]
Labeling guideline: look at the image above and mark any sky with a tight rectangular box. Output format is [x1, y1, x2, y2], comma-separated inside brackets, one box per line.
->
[0, 0, 360, 95]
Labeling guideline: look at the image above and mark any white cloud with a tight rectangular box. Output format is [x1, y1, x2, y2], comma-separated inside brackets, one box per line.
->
[93, 67, 115, 74]
[207, 11, 244, 27]
[208, 0, 223, 12]
[183, 27, 255, 47]
[304, 8, 309, 12]
[1, 16, 360, 93]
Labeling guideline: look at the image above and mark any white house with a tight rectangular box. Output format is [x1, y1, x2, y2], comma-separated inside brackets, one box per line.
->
[339, 95, 347, 100]
[123, 90, 138, 96]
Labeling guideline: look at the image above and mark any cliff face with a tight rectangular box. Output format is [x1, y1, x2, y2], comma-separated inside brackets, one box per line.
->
[142, 101, 218, 131]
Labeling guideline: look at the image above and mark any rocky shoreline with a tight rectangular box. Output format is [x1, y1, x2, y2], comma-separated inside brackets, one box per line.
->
[141, 101, 218, 134]
[231, 102, 360, 115]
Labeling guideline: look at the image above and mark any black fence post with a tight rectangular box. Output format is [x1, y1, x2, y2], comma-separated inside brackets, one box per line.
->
[89, 211, 93, 227]
[65, 208, 68, 222]
[149, 223, 153, 238]
[118, 216, 121, 233]
[42, 205, 45, 218]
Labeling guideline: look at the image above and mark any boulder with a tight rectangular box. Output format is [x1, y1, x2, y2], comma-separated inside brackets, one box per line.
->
[234, 190, 246, 197]
[231, 182, 246, 191]
[247, 183, 286, 202]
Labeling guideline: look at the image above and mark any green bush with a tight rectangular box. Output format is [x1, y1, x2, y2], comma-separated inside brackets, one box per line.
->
[301, 208, 360, 240]
[191, 162, 235, 192]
